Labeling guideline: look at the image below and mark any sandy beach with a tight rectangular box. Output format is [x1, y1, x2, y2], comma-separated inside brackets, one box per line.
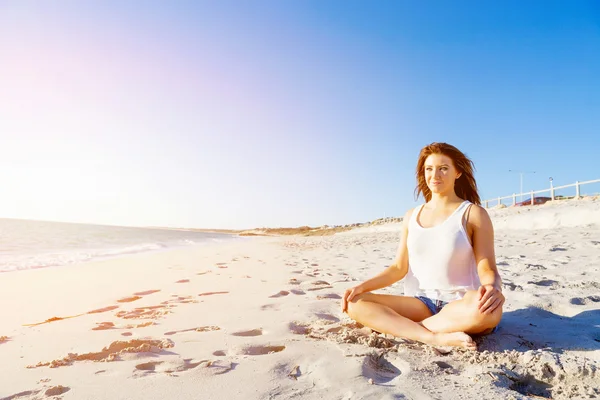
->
[1, 198, 599, 400]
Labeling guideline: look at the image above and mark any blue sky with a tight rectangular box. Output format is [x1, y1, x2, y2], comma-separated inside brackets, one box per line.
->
[0, 1, 599, 229]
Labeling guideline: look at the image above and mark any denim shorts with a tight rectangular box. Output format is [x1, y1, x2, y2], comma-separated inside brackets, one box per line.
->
[415, 295, 448, 315]
[416, 295, 500, 334]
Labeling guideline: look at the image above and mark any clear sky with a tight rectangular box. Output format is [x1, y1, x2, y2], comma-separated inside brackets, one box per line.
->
[1, 1, 599, 229]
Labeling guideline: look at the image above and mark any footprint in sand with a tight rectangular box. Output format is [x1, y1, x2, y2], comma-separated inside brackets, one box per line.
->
[45, 386, 71, 396]
[133, 290, 161, 296]
[197, 271, 212, 275]
[2, 389, 40, 399]
[315, 313, 340, 323]
[175, 279, 190, 283]
[198, 360, 237, 376]
[108, 320, 149, 334]
[237, 344, 285, 356]
[231, 328, 263, 337]
[164, 326, 220, 336]
[260, 304, 280, 311]
[504, 282, 523, 291]
[526, 264, 547, 270]
[306, 281, 333, 291]
[307, 285, 333, 292]
[167, 295, 198, 304]
[117, 296, 142, 303]
[88, 305, 120, 314]
[114, 296, 196, 321]
[317, 293, 342, 300]
[198, 291, 229, 297]
[527, 279, 559, 288]
[0, 336, 9, 343]
[288, 321, 311, 335]
[269, 290, 289, 298]
[213, 350, 226, 356]
[27, 339, 175, 368]
[361, 352, 407, 384]
[550, 246, 568, 252]
[135, 361, 164, 371]
[288, 278, 301, 285]
[134, 359, 204, 374]
[570, 296, 600, 305]
[92, 322, 116, 331]
[290, 289, 305, 295]
[2, 385, 71, 399]
[116, 305, 171, 320]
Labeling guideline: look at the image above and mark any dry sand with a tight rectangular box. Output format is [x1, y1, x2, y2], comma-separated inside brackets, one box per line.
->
[1, 198, 599, 399]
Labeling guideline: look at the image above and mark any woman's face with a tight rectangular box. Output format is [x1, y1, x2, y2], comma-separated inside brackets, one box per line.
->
[424, 153, 462, 195]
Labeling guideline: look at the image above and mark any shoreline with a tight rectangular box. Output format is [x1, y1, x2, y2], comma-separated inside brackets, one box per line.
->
[0, 231, 247, 275]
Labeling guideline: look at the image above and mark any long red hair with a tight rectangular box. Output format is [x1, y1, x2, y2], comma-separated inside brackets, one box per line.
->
[414, 142, 481, 205]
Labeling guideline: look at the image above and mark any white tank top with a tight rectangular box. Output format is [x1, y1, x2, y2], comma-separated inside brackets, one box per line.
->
[404, 200, 481, 302]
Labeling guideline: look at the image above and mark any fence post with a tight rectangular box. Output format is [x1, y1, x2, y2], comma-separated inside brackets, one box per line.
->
[497, 197, 500, 207]
[530, 191, 534, 205]
[575, 181, 580, 198]
[512, 193, 516, 206]
[485, 200, 489, 208]
[550, 185, 555, 201]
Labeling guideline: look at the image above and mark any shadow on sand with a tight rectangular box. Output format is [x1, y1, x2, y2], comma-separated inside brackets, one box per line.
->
[476, 306, 600, 353]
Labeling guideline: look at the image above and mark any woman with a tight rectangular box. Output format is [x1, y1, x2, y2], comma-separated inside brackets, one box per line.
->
[341, 142, 504, 350]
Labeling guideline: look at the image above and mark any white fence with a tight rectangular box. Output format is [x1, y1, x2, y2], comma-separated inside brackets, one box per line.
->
[482, 178, 600, 208]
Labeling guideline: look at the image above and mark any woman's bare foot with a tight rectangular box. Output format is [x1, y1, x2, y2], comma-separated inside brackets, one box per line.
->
[430, 332, 476, 350]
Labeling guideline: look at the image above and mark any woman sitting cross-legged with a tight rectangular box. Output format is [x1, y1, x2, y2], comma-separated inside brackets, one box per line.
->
[341, 142, 504, 350]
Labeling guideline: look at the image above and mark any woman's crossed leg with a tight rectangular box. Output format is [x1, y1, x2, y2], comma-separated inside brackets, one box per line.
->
[345, 291, 502, 350]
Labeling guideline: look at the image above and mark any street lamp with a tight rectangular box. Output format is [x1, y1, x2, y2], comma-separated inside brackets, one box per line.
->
[508, 170, 536, 201]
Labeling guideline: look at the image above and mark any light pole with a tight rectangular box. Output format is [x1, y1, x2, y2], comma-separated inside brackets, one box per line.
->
[508, 170, 536, 201]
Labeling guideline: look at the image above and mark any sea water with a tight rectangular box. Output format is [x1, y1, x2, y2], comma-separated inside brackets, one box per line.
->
[0, 218, 241, 272]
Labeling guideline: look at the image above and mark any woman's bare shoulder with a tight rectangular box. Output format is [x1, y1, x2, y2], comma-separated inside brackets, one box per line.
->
[401, 207, 420, 229]
[467, 204, 493, 227]
[403, 206, 420, 220]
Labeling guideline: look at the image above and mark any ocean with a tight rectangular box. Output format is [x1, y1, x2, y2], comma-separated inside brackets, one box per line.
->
[0, 218, 241, 273]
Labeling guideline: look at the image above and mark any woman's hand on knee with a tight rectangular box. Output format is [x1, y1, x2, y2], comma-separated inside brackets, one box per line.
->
[477, 284, 504, 314]
[341, 285, 365, 313]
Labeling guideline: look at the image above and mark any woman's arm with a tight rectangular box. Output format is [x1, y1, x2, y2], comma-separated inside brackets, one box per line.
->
[341, 209, 413, 312]
[469, 205, 504, 313]
[358, 208, 413, 292]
